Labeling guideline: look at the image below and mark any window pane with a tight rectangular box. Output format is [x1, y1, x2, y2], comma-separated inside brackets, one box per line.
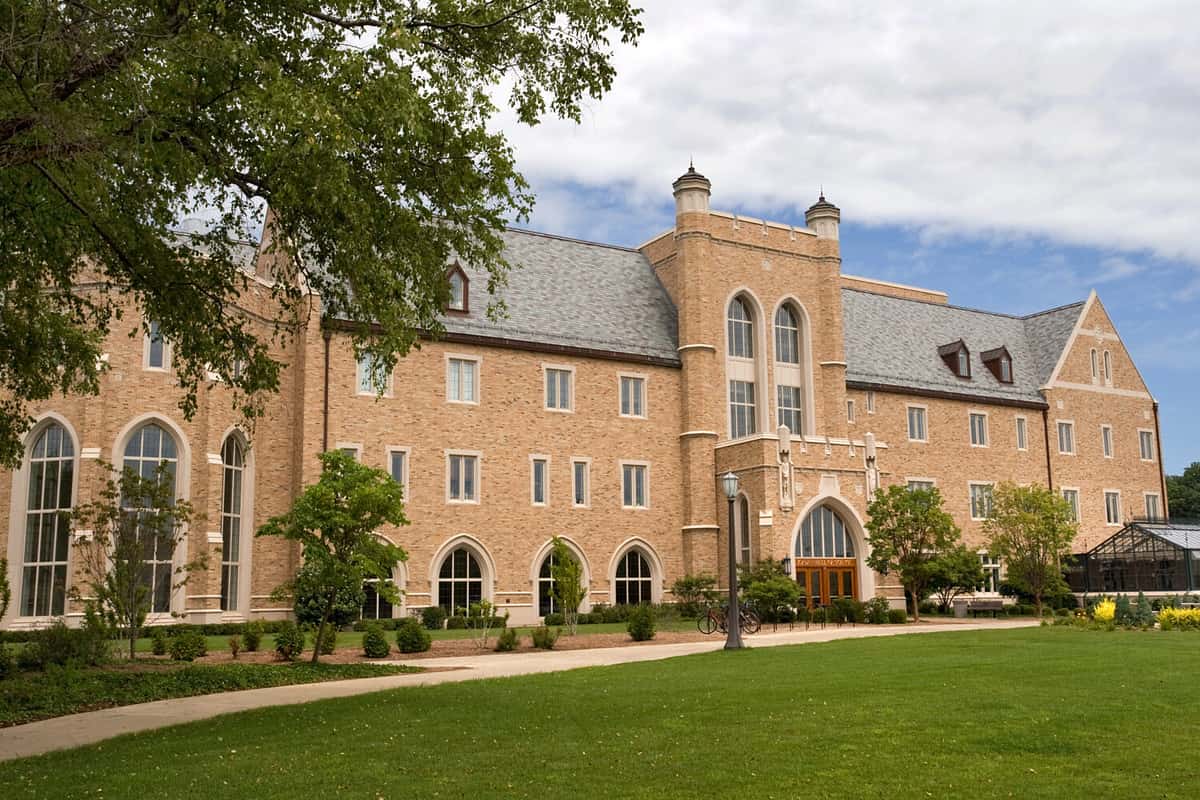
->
[390, 452, 406, 485]
[463, 457, 475, 500]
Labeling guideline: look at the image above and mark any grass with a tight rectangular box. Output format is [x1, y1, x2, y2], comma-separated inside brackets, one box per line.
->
[0, 662, 420, 728]
[3, 627, 1198, 798]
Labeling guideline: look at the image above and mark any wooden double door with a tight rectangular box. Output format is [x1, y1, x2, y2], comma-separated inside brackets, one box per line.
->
[795, 559, 857, 608]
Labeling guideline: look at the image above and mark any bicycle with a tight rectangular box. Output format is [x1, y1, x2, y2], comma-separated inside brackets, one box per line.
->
[697, 604, 761, 635]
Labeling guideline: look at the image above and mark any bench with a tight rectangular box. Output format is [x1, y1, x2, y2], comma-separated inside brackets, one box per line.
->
[968, 599, 1005, 618]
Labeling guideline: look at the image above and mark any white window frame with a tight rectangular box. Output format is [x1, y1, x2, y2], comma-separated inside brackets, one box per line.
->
[1056, 420, 1075, 455]
[445, 449, 481, 504]
[386, 446, 411, 502]
[728, 379, 757, 439]
[1015, 415, 1028, 451]
[969, 410, 989, 448]
[1104, 489, 1121, 526]
[866, 390, 876, 415]
[1143, 492, 1162, 521]
[336, 442, 362, 461]
[1100, 424, 1113, 459]
[619, 460, 650, 510]
[906, 477, 936, 491]
[1061, 487, 1081, 522]
[907, 404, 928, 443]
[1138, 428, 1156, 462]
[776, 384, 803, 435]
[143, 320, 172, 372]
[978, 553, 1002, 595]
[542, 363, 575, 413]
[445, 353, 481, 405]
[846, 399, 856, 424]
[356, 352, 393, 397]
[571, 457, 591, 508]
[530, 454, 550, 507]
[969, 481, 995, 521]
[618, 372, 648, 419]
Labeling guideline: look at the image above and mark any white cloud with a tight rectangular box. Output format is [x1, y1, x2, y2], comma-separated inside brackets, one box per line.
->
[496, 1, 1200, 266]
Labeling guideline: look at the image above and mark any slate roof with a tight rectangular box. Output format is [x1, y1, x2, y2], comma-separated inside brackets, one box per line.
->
[841, 289, 1084, 405]
[438, 228, 680, 364]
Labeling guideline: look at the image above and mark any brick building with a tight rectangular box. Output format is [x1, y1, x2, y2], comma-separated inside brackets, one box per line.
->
[0, 166, 1170, 628]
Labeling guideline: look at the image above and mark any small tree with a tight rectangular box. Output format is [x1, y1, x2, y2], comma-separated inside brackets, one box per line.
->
[984, 482, 1077, 618]
[865, 485, 962, 622]
[550, 537, 588, 635]
[72, 462, 201, 660]
[927, 544, 987, 612]
[671, 573, 719, 618]
[257, 450, 408, 664]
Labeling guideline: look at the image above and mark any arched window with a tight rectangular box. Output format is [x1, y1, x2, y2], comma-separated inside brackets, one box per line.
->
[20, 423, 75, 617]
[774, 306, 800, 364]
[1090, 348, 1099, 381]
[538, 552, 558, 616]
[447, 265, 468, 313]
[614, 549, 653, 605]
[1103, 350, 1113, 384]
[797, 506, 855, 559]
[122, 423, 178, 613]
[219, 436, 244, 612]
[438, 547, 482, 614]
[738, 496, 751, 564]
[727, 297, 754, 358]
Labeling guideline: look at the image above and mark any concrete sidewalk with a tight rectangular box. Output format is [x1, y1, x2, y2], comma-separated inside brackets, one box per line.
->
[0, 619, 1037, 762]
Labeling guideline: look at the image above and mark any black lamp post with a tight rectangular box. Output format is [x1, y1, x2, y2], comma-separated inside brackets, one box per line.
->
[722, 471, 745, 650]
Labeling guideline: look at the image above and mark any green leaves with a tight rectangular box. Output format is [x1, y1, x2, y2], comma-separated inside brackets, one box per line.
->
[865, 485, 962, 620]
[984, 482, 1077, 613]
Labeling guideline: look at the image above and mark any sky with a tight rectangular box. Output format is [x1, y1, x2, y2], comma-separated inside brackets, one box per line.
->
[489, 1, 1200, 475]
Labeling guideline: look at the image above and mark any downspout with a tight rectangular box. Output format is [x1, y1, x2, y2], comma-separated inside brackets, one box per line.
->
[1041, 409, 1054, 490]
[1153, 401, 1168, 521]
[322, 327, 332, 453]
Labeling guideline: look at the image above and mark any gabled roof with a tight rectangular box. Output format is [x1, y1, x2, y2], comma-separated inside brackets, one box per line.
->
[842, 289, 1084, 405]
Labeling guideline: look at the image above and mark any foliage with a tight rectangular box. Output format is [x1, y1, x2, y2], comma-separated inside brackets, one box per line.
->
[229, 636, 241, 659]
[1158, 608, 1200, 630]
[273, 621, 305, 662]
[1093, 598, 1116, 624]
[151, 627, 169, 656]
[396, 618, 432, 654]
[543, 612, 565, 626]
[1133, 593, 1155, 627]
[531, 626, 559, 650]
[887, 609, 908, 624]
[494, 627, 518, 652]
[361, 624, 391, 658]
[70, 462, 201, 660]
[243, 621, 264, 652]
[927, 544, 987, 612]
[671, 574, 719, 618]
[627, 605, 656, 641]
[168, 629, 208, 662]
[0, 645, 13, 681]
[420, 606, 448, 631]
[1166, 462, 1200, 519]
[743, 575, 804, 623]
[292, 560, 366, 629]
[0, 0, 644, 469]
[465, 601, 505, 649]
[984, 482, 1077, 617]
[17, 615, 112, 672]
[0, 662, 420, 727]
[549, 538, 588, 635]
[315, 624, 338, 655]
[0, 558, 9, 621]
[829, 598, 866, 625]
[865, 596, 891, 625]
[258, 450, 407, 663]
[445, 615, 467, 630]
[865, 485, 962, 621]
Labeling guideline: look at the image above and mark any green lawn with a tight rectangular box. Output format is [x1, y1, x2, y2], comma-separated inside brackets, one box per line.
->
[4, 628, 1197, 799]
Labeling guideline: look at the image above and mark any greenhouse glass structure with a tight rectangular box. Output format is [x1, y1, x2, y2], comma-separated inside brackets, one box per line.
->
[1069, 521, 1200, 594]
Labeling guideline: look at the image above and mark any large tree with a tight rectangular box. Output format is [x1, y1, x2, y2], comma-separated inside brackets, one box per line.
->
[865, 485, 962, 622]
[983, 482, 1077, 618]
[927, 544, 986, 613]
[1166, 462, 1200, 520]
[0, 0, 644, 467]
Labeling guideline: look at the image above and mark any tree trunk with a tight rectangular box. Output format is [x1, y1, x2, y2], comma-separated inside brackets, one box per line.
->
[910, 584, 920, 622]
[312, 596, 334, 665]
[1034, 594, 1043, 620]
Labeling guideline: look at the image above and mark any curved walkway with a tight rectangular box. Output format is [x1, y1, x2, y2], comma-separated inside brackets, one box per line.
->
[0, 619, 1036, 762]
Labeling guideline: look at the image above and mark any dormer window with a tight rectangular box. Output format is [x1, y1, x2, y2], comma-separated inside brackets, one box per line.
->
[937, 340, 971, 379]
[446, 264, 468, 313]
[981, 346, 1014, 384]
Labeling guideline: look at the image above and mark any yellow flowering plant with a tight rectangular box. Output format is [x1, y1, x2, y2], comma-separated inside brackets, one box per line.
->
[1093, 598, 1116, 623]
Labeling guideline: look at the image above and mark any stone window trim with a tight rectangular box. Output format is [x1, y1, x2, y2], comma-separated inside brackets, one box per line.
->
[1137, 428, 1156, 462]
[385, 445, 411, 503]
[906, 404, 929, 443]
[905, 477, 937, 490]
[1056, 419, 1075, 456]
[977, 552, 1003, 596]
[444, 353, 481, 405]
[541, 363, 575, 414]
[617, 371, 649, 419]
[529, 454, 550, 507]
[609, 538, 662, 605]
[1090, 348, 1100, 384]
[866, 390, 876, 415]
[445, 263, 469, 315]
[142, 320, 172, 372]
[570, 456, 592, 508]
[619, 459, 651, 510]
[1060, 486, 1081, 522]
[1143, 492, 1162, 521]
[1100, 424, 1114, 459]
[968, 481, 995, 521]
[1103, 489, 1122, 526]
[1014, 415, 1028, 452]
[218, 429, 255, 616]
[968, 410, 989, 448]
[846, 399, 856, 425]
[445, 449, 482, 505]
[355, 352, 394, 398]
[1103, 349, 1113, 387]
[431, 535, 495, 611]
[336, 441, 362, 461]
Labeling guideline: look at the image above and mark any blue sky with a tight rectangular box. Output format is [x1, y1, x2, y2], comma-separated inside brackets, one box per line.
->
[491, 3, 1200, 474]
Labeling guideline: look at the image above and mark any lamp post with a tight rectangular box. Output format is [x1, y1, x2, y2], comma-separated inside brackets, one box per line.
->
[722, 471, 745, 650]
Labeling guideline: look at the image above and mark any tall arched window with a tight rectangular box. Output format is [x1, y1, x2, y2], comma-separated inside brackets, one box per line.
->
[219, 436, 244, 612]
[438, 547, 482, 614]
[614, 549, 653, 605]
[774, 306, 800, 364]
[797, 506, 855, 559]
[538, 552, 558, 616]
[727, 297, 754, 358]
[738, 496, 751, 564]
[20, 423, 75, 617]
[122, 423, 178, 613]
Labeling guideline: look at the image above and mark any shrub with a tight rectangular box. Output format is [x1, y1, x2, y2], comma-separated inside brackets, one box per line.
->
[151, 627, 169, 656]
[315, 624, 338, 655]
[362, 624, 391, 658]
[274, 621, 306, 661]
[829, 598, 866, 625]
[1093, 598, 1116, 624]
[495, 627, 519, 652]
[446, 615, 467, 629]
[530, 626, 559, 650]
[420, 606, 447, 631]
[866, 596, 890, 625]
[20, 619, 111, 670]
[242, 621, 264, 652]
[671, 573, 719, 618]
[1158, 607, 1200, 631]
[627, 605, 656, 641]
[744, 575, 803, 623]
[1042, 607, 1054, 617]
[1056, 607, 1071, 617]
[918, 600, 937, 616]
[543, 612, 566, 626]
[810, 607, 826, 624]
[228, 636, 241, 659]
[0, 644, 15, 680]
[1115, 595, 1134, 626]
[1132, 593, 1155, 628]
[292, 559, 365, 629]
[168, 629, 207, 662]
[396, 618, 432, 653]
[887, 609, 908, 624]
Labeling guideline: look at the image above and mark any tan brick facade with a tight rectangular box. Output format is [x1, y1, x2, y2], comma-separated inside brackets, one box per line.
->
[0, 171, 1169, 628]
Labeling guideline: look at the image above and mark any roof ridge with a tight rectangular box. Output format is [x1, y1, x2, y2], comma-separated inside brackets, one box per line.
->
[504, 225, 641, 253]
[842, 286, 1027, 320]
[1020, 299, 1087, 320]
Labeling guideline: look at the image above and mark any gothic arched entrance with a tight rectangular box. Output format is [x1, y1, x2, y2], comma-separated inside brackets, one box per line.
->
[792, 504, 858, 607]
